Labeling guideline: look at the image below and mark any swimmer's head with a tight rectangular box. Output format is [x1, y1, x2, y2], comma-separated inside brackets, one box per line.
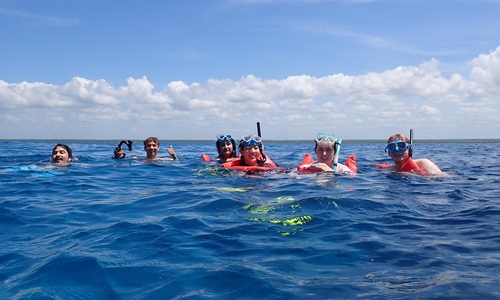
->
[216, 134, 237, 159]
[388, 134, 410, 144]
[51, 144, 72, 163]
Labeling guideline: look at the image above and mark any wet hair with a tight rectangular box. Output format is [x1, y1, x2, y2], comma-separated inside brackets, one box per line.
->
[216, 138, 238, 160]
[238, 139, 267, 166]
[143, 137, 160, 147]
[52, 144, 73, 159]
[387, 134, 410, 143]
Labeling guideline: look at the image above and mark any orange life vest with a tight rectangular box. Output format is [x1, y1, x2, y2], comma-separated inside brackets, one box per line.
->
[372, 158, 427, 175]
[297, 154, 357, 173]
[220, 156, 282, 173]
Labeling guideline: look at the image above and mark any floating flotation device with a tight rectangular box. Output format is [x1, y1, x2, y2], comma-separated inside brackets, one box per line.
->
[297, 154, 322, 173]
[220, 156, 283, 173]
[372, 158, 427, 175]
[297, 154, 357, 173]
[299, 153, 314, 166]
[345, 155, 357, 173]
[398, 157, 427, 175]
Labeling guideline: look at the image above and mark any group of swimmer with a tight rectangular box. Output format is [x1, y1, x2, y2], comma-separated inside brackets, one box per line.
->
[51, 136, 178, 164]
[50, 131, 445, 176]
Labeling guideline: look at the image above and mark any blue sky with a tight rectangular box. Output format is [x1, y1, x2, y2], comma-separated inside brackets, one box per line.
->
[1, 0, 500, 140]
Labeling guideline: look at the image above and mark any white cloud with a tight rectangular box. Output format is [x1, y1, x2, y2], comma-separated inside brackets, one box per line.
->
[419, 105, 440, 115]
[468, 47, 500, 97]
[1, 47, 500, 140]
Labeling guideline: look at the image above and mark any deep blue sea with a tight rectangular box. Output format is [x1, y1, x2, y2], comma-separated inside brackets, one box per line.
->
[1, 140, 499, 299]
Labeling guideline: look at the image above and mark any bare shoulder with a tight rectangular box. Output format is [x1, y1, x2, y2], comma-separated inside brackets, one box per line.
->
[414, 158, 443, 175]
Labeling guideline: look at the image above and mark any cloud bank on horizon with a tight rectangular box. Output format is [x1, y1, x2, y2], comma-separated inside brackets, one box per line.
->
[1, 1, 499, 140]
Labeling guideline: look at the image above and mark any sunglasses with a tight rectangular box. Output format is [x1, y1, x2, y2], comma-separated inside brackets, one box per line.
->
[241, 135, 262, 147]
[385, 140, 412, 153]
[217, 134, 233, 142]
[315, 133, 337, 144]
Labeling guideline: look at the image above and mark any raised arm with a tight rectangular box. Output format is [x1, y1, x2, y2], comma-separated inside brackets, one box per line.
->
[168, 145, 178, 161]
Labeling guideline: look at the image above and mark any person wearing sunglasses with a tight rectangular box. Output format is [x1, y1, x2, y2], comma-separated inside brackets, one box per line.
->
[143, 137, 178, 161]
[379, 133, 443, 175]
[298, 133, 357, 173]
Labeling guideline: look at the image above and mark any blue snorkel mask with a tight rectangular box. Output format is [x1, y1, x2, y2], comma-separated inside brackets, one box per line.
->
[217, 134, 234, 143]
[241, 135, 262, 147]
[385, 140, 412, 153]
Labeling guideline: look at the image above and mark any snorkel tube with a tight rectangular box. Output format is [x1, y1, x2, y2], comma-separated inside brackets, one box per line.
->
[409, 129, 413, 158]
[333, 138, 342, 172]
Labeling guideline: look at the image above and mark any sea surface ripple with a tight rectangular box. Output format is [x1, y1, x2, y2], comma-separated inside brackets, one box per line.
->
[1, 140, 499, 299]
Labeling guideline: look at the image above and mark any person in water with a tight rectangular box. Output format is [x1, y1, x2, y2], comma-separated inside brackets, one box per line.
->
[383, 133, 443, 175]
[215, 134, 238, 162]
[51, 144, 72, 164]
[300, 133, 354, 173]
[113, 140, 133, 159]
[143, 137, 178, 161]
[238, 135, 273, 167]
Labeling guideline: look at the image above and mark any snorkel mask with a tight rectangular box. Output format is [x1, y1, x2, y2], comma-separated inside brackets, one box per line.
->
[385, 140, 412, 153]
[217, 134, 234, 143]
[241, 135, 262, 147]
[314, 133, 337, 144]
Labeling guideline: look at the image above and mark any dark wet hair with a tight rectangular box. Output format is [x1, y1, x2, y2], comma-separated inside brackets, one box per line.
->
[238, 139, 267, 166]
[216, 138, 238, 160]
[52, 144, 73, 159]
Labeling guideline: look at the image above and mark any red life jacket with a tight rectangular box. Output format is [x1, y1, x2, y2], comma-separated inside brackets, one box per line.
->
[220, 156, 283, 172]
[297, 154, 357, 173]
[372, 158, 427, 175]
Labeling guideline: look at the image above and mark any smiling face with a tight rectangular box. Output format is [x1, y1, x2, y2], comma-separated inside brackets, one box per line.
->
[241, 144, 260, 166]
[219, 141, 234, 159]
[144, 141, 159, 159]
[314, 141, 335, 166]
[386, 134, 411, 165]
[51, 146, 71, 164]
[387, 146, 410, 164]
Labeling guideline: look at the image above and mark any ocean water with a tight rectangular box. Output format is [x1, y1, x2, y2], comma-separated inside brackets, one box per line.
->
[1, 140, 499, 299]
